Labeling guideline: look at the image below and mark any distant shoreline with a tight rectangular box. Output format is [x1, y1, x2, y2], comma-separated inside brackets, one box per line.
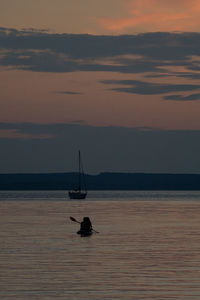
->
[0, 172, 200, 190]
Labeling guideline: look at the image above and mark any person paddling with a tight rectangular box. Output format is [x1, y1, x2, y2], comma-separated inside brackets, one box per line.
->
[77, 217, 92, 235]
[70, 216, 99, 235]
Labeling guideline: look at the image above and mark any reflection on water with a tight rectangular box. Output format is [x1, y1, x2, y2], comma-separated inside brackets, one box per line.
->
[1, 191, 200, 299]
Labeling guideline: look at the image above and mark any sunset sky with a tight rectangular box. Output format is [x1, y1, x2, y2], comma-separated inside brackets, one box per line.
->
[0, 0, 200, 173]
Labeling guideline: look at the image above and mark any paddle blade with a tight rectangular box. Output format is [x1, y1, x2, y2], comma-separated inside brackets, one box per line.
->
[70, 216, 78, 223]
[92, 228, 99, 233]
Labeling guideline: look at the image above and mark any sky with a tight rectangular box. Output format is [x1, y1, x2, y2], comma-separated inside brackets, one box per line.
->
[0, 0, 200, 174]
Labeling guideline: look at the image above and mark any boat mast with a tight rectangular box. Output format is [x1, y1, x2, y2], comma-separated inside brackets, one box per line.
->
[78, 150, 81, 191]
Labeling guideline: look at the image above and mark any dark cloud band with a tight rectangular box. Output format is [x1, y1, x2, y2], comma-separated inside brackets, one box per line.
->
[0, 122, 199, 173]
[1, 28, 200, 100]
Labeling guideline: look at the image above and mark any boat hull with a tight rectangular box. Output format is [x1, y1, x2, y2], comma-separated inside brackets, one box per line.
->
[68, 191, 87, 199]
[77, 230, 93, 237]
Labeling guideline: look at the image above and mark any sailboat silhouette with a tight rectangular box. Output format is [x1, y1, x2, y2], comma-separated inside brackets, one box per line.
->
[68, 151, 87, 199]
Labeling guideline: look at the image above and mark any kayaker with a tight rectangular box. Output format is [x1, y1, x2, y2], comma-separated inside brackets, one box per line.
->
[77, 217, 92, 234]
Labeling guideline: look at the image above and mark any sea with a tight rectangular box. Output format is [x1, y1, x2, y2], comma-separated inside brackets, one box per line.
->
[1, 190, 200, 300]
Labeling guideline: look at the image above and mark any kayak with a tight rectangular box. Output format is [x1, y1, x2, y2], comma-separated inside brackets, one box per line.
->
[77, 230, 93, 237]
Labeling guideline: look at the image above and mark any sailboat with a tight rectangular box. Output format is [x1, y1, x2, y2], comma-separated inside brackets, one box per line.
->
[68, 151, 87, 199]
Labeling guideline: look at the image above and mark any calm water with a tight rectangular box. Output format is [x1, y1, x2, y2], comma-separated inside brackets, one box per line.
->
[1, 190, 200, 299]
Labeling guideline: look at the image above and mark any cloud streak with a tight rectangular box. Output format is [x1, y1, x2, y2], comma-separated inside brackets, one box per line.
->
[53, 91, 83, 95]
[102, 79, 200, 96]
[0, 129, 52, 139]
[164, 93, 200, 101]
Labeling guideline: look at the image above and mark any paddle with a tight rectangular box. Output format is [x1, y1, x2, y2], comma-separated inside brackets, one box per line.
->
[70, 216, 81, 224]
[70, 216, 99, 233]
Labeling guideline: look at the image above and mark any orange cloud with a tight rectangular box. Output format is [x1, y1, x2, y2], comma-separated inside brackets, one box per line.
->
[99, 0, 200, 33]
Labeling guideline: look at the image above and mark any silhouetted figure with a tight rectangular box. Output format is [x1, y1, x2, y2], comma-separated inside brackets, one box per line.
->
[77, 217, 92, 235]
